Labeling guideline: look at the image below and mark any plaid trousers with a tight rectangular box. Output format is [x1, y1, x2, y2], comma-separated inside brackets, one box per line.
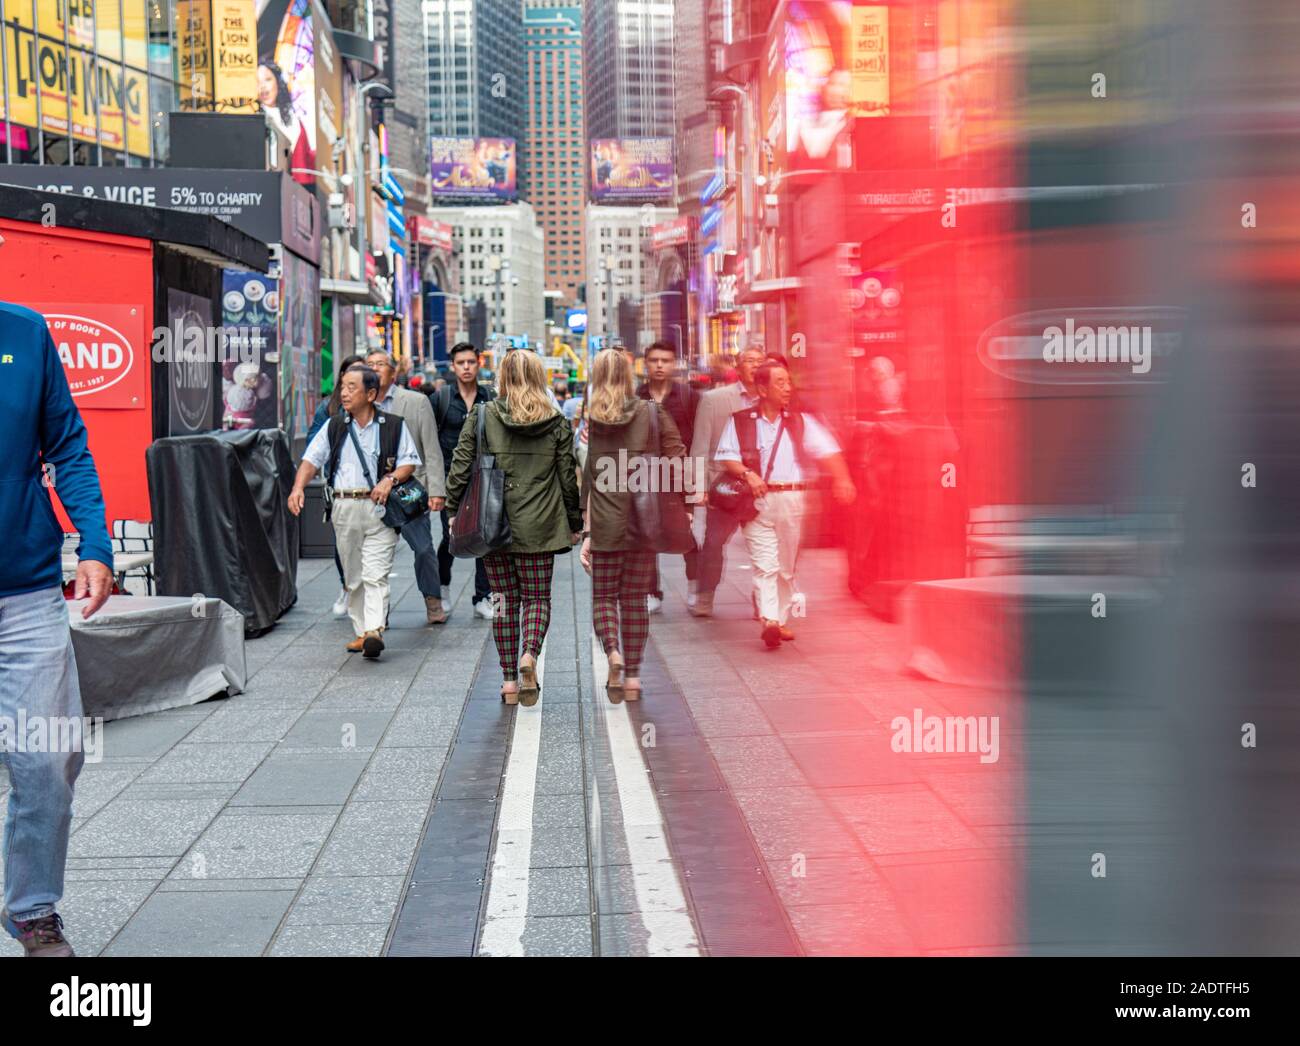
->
[483, 551, 555, 680]
[591, 550, 657, 675]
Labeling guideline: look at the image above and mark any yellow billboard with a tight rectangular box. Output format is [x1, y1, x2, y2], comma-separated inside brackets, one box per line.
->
[1, 0, 151, 157]
[850, 5, 890, 117]
[212, 0, 259, 113]
[177, 0, 214, 110]
[174, 0, 264, 112]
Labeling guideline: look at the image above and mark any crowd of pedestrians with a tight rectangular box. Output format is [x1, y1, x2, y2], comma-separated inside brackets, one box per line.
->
[8, 295, 856, 958]
[288, 339, 855, 685]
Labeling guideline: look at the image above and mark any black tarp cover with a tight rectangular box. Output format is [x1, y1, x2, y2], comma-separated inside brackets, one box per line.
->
[147, 429, 298, 636]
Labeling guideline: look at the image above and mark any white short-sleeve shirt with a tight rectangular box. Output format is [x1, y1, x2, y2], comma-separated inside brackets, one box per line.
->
[714, 410, 840, 485]
[303, 412, 421, 490]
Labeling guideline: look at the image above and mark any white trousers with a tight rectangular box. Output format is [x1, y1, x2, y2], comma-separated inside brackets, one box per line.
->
[741, 491, 805, 626]
[332, 497, 401, 635]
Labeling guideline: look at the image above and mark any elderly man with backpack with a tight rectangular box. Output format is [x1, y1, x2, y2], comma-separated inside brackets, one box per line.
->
[288, 365, 422, 658]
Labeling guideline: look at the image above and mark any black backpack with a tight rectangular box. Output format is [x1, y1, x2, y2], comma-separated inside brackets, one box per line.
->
[434, 386, 454, 430]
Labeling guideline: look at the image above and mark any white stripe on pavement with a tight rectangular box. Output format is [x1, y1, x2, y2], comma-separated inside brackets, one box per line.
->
[477, 643, 546, 957]
[591, 636, 701, 957]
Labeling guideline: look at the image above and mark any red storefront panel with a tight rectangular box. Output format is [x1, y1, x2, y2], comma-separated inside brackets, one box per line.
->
[0, 218, 155, 527]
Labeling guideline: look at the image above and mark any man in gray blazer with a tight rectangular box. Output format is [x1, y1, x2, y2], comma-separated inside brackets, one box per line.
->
[689, 345, 767, 617]
[366, 352, 448, 624]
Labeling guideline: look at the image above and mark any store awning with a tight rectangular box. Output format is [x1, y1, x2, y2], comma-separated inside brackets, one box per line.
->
[740, 277, 804, 304]
[322, 278, 383, 306]
[0, 182, 269, 272]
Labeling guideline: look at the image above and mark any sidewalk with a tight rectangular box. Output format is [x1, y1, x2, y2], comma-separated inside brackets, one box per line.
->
[648, 540, 1021, 955]
[0, 547, 565, 957]
[3, 531, 1024, 957]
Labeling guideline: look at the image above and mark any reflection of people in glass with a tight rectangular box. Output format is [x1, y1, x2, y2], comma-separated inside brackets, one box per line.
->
[258, 59, 311, 181]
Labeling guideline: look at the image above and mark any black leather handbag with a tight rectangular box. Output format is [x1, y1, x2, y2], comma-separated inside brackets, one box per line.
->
[627, 403, 696, 554]
[450, 403, 512, 558]
[707, 417, 786, 525]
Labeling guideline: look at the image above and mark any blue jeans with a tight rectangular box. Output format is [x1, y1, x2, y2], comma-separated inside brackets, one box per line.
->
[400, 512, 441, 599]
[0, 586, 83, 927]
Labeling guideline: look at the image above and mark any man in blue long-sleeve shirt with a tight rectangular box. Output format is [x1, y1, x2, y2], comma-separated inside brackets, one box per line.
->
[0, 302, 113, 957]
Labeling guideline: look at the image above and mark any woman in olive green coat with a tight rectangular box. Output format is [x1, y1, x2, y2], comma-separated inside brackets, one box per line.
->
[579, 349, 686, 702]
[446, 350, 582, 706]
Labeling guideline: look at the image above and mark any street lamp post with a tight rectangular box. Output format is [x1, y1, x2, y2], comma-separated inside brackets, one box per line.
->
[600, 255, 625, 346]
[487, 255, 511, 348]
[355, 82, 394, 291]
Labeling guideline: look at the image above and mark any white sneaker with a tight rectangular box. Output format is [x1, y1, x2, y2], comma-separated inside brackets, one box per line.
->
[647, 595, 663, 615]
[331, 589, 348, 617]
[474, 600, 495, 620]
[441, 599, 451, 613]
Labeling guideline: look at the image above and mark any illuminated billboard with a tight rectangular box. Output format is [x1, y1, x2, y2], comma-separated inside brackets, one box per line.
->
[429, 137, 518, 200]
[257, 0, 319, 187]
[782, 1, 890, 164]
[589, 138, 673, 201]
[0, 0, 151, 157]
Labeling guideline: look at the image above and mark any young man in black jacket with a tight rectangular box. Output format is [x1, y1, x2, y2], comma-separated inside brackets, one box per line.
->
[433, 343, 495, 619]
[636, 341, 702, 613]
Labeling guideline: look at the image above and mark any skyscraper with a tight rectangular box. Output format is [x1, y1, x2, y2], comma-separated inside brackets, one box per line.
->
[425, 0, 525, 142]
[524, 3, 587, 308]
[583, 0, 676, 140]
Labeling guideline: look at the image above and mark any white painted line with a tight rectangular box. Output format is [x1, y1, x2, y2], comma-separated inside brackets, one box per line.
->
[478, 643, 546, 957]
[592, 636, 701, 957]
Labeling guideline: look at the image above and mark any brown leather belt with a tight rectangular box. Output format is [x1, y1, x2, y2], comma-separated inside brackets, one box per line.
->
[334, 489, 373, 499]
[766, 483, 811, 492]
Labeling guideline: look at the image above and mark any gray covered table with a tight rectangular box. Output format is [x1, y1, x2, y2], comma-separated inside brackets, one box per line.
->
[67, 596, 246, 721]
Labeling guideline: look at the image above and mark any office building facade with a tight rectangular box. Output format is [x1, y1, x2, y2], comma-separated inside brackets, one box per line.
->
[424, 0, 525, 141]
[583, 0, 675, 140]
[585, 202, 676, 345]
[432, 200, 547, 351]
[523, 2, 586, 308]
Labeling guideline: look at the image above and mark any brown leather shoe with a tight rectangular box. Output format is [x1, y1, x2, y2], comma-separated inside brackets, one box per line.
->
[426, 597, 448, 625]
[518, 652, 540, 706]
[3, 911, 75, 957]
[688, 592, 714, 617]
[779, 625, 795, 641]
[760, 619, 782, 649]
[346, 635, 366, 653]
[362, 630, 385, 659]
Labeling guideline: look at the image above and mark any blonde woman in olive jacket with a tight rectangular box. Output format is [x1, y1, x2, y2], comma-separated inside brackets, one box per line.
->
[446, 350, 581, 706]
[579, 349, 686, 702]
